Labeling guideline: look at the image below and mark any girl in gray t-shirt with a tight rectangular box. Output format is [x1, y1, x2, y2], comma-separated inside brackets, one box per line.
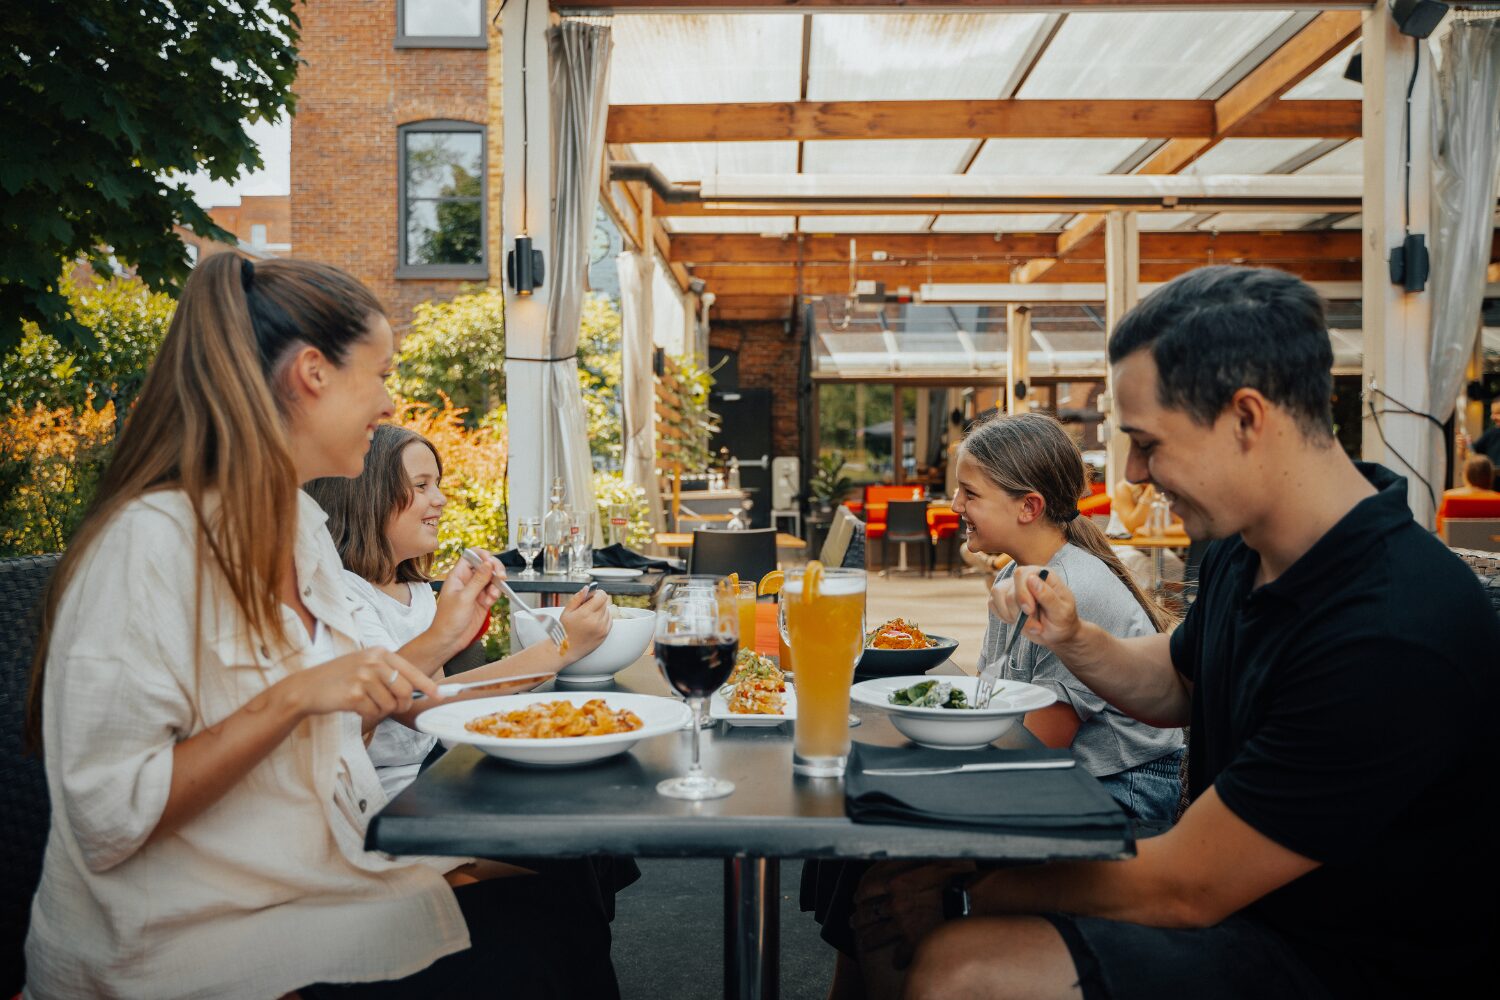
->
[955, 413, 1185, 823]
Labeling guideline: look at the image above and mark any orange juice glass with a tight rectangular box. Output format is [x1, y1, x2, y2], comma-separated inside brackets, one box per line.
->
[783, 566, 866, 776]
[736, 582, 757, 652]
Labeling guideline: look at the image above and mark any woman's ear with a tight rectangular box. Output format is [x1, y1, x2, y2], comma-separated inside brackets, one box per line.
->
[282, 345, 331, 403]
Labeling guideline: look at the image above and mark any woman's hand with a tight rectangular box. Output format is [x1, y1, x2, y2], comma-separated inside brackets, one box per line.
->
[429, 547, 504, 657]
[280, 647, 439, 727]
[558, 586, 612, 664]
[989, 566, 1083, 652]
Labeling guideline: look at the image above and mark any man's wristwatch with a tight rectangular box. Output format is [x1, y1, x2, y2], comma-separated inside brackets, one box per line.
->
[941, 876, 973, 920]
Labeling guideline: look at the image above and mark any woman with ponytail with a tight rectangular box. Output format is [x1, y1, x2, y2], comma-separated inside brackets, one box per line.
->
[24, 255, 618, 998]
[954, 411, 1184, 822]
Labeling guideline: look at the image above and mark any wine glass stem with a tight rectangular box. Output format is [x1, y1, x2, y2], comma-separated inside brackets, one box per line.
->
[688, 697, 705, 776]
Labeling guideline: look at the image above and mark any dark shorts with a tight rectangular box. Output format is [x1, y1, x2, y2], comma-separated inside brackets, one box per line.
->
[1042, 911, 1332, 1000]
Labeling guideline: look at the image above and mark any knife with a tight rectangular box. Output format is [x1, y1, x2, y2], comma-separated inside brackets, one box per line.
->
[974, 567, 1048, 709]
[411, 670, 557, 701]
[863, 758, 1076, 777]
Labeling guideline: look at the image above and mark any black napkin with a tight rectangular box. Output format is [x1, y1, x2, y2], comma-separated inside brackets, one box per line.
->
[592, 543, 683, 572]
[496, 549, 531, 570]
[845, 743, 1127, 835]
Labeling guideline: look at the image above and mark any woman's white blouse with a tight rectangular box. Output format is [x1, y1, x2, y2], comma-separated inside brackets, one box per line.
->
[24, 490, 469, 999]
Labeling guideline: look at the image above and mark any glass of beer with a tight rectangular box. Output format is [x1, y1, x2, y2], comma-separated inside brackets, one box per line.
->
[782, 563, 866, 777]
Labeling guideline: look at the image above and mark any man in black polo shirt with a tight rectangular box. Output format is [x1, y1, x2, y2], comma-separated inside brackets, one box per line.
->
[850, 266, 1499, 1000]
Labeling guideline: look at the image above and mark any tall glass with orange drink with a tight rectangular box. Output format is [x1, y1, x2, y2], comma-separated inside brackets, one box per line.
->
[782, 563, 866, 776]
[735, 581, 758, 652]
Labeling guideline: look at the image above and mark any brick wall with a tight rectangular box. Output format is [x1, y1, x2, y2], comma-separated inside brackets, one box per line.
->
[291, 2, 491, 331]
[709, 318, 804, 458]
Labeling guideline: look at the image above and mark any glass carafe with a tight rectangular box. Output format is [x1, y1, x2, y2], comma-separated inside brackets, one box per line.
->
[542, 477, 570, 575]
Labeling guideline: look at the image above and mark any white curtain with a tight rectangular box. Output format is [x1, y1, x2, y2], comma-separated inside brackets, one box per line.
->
[1429, 20, 1500, 434]
[618, 249, 664, 537]
[543, 19, 612, 538]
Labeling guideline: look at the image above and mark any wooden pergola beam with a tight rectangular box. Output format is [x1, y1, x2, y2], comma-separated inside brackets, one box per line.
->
[607, 99, 1359, 144]
[1037, 11, 1363, 272]
[560, 1, 1367, 10]
[670, 230, 1366, 265]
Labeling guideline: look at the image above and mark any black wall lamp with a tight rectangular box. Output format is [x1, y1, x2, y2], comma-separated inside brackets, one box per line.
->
[506, 236, 545, 296]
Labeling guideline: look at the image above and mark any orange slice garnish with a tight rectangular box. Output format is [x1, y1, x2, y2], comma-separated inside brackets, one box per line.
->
[802, 560, 824, 605]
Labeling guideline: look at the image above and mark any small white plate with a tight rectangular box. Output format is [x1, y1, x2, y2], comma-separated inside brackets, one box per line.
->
[416, 692, 690, 766]
[588, 567, 644, 579]
[709, 683, 797, 726]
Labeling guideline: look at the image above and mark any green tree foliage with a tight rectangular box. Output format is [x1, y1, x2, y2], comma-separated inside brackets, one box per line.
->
[0, 1, 301, 350]
[578, 293, 624, 469]
[422, 168, 482, 264]
[393, 286, 507, 420]
[0, 275, 175, 413]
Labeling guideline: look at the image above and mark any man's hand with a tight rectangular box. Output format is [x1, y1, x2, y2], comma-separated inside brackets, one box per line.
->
[990, 565, 1083, 652]
[851, 861, 976, 971]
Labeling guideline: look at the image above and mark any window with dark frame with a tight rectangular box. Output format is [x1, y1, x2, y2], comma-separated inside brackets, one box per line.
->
[398, 122, 486, 279]
[396, 0, 486, 49]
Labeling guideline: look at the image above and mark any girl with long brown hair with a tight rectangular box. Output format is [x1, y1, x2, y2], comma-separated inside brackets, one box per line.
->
[306, 424, 611, 797]
[954, 411, 1184, 820]
[24, 254, 618, 997]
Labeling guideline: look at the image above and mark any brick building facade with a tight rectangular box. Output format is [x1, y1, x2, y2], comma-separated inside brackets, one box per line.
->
[290, 1, 495, 330]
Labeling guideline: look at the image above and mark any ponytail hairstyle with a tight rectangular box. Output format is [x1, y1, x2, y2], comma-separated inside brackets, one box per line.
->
[960, 411, 1176, 633]
[306, 424, 442, 586]
[27, 254, 386, 746]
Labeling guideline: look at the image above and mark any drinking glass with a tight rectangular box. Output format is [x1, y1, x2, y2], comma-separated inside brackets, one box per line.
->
[782, 566, 866, 777]
[607, 502, 629, 547]
[735, 581, 758, 653]
[654, 575, 737, 800]
[515, 518, 542, 579]
[568, 512, 592, 579]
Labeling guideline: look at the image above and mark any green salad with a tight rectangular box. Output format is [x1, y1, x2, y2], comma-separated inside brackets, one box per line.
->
[886, 679, 973, 710]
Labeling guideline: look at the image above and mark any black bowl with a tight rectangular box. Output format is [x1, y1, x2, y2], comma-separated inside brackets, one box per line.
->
[855, 635, 959, 677]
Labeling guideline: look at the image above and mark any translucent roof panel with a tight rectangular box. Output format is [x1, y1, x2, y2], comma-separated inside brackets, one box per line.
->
[798, 216, 936, 233]
[1181, 139, 1327, 176]
[1284, 42, 1361, 100]
[1135, 212, 1201, 231]
[610, 15, 801, 104]
[1332, 214, 1363, 230]
[806, 14, 1052, 101]
[932, 214, 1064, 233]
[664, 216, 796, 235]
[1296, 140, 1363, 175]
[1017, 12, 1294, 99]
[802, 140, 973, 176]
[967, 138, 1145, 177]
[1199, 213, 1327, 231]
[626, 141, 797, 181]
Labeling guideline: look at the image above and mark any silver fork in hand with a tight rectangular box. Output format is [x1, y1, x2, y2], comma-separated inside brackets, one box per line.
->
[462, 548, 569, 651]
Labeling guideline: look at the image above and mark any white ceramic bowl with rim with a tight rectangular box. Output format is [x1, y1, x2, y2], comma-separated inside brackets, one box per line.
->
[512, 605, 656, 685]
[850, 675, 1056, 750]
[416, 691, 690, 767]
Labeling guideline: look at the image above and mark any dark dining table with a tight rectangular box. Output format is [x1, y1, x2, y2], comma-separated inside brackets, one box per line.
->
[501, 569, 666, 606]
[369, 657, 1133, 1000]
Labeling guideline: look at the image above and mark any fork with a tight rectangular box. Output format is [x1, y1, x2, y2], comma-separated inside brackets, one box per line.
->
[974, 567, 1049, 709]
[462, 548, 569, 651]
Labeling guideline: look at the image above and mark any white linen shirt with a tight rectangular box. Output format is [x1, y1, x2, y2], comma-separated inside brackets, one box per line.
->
[24, 490, 469, 1000]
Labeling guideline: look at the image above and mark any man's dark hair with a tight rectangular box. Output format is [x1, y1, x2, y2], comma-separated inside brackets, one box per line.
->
[1107, 266, 1334, 439]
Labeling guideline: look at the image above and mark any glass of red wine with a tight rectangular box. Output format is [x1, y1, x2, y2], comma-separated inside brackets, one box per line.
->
[654, 575, 738, 800]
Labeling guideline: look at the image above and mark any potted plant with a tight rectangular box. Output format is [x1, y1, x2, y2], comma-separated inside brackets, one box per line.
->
[809, 452, 852, 514]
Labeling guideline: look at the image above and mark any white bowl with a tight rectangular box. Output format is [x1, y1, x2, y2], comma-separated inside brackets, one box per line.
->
[512, 605, 656, 685]
[850, 675, 1056, 750]
[416, 691, 690, 767]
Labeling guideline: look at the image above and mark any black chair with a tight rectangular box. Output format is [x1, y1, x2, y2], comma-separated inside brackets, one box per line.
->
[882, 500, 933, 577]
[842, 519, 866, 570]
[0, 554, 60, 995]
[688, 528, 777, 584]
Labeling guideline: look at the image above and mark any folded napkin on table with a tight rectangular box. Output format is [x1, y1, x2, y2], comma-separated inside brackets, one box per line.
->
[496, 549, 530, 570]
[845, 743, 1126, 835]
[1104, 510, 1133, 540]
[591, 543, 683, 572]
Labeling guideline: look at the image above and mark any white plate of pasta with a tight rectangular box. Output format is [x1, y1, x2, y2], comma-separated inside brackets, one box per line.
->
[417, 692, 691, 766]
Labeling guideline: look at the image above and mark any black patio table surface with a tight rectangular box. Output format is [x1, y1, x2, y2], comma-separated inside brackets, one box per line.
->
[368, 657, 1133, 999]
[500, 570, 665, 603]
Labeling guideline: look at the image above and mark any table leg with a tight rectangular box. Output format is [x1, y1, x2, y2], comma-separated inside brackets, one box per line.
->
[723, 856, 780, 1000]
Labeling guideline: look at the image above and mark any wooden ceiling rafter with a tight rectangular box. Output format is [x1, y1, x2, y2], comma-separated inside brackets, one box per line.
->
[558, 1, 1369, 10]
[604, 98, 1360, 144]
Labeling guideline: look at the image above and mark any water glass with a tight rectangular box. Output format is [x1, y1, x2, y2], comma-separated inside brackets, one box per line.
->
[516, 518, 542, 579]
[569, 517, 593, 579]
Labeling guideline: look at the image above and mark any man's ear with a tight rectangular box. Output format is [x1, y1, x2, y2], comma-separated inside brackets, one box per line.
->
[1229, 387, 1269, 447]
